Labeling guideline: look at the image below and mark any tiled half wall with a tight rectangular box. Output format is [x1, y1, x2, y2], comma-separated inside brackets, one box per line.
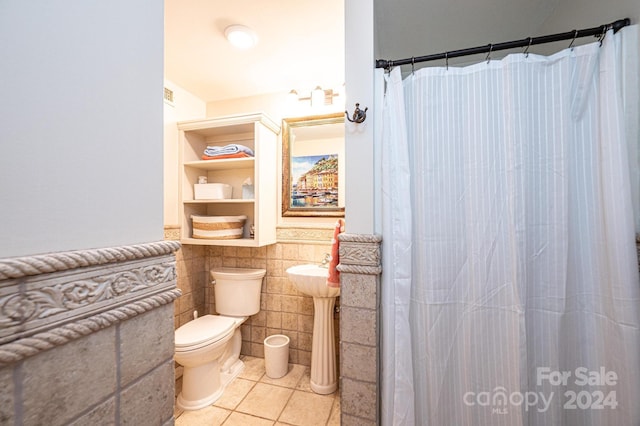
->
[0, 241, 181, 425]
[337, 233, 382, 425]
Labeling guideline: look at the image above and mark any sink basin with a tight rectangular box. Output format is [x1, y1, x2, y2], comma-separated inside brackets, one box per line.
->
[286, 264, 340, 298]
[285, 263, 340, 394]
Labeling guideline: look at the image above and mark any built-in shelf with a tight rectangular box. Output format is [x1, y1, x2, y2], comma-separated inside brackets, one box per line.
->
[182, 199, 255, 204]
[179, 237, 261, 247]
[183, 158, 255, 171]
[177, 113, 280, 247]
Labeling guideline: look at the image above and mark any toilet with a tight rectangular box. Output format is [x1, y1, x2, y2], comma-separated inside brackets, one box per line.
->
[174, 267, 266, 411]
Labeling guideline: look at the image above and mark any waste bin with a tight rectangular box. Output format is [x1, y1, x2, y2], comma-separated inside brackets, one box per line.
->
[264, 334, 290, 379]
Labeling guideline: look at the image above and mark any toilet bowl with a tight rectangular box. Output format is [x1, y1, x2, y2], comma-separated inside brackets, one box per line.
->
[174, 267, 266, 411]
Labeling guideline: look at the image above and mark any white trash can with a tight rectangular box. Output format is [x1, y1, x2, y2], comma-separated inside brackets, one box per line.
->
[264, 334, 290, 379]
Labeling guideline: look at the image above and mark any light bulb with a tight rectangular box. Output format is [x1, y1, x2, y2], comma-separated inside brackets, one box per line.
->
[311, 86, 324, 107]
[224, 25, 258, 49]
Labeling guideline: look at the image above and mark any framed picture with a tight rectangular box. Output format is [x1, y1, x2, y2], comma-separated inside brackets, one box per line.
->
[282, 113, 345, 217]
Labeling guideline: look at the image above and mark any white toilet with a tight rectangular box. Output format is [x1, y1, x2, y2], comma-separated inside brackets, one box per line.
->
[174, 267, 266, 411]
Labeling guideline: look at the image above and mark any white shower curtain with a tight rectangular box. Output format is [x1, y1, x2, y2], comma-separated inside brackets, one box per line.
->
[381, 26, 640, 425]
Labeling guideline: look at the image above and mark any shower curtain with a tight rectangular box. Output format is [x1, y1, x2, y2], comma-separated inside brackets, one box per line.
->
[381, 26, 640, 425]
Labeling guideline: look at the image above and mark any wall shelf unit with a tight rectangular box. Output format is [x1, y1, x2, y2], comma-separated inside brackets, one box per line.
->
[178, 113, 280, 247]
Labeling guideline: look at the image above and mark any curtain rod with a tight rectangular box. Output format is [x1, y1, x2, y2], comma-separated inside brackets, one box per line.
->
[375, 18, 631, 69]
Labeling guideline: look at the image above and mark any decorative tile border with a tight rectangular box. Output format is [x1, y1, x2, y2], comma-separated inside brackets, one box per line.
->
[0, 241, 181, 364]
[276, 225, 335, 243]
[164, 225, 180, 241]
[0, 288, 180, 366]
[0, 241, 181, 280]
[337, 233, 382, 275]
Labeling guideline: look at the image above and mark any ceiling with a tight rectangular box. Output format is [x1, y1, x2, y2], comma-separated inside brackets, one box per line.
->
[164, 0, 345, 103]
[165, 0, 566, 103]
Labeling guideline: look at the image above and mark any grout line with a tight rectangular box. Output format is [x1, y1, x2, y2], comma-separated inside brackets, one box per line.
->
[274, 384, 296, 424]
[177, 360, 339, 425]
[115, 323, 121, 425]
[219, 376, 257, 412]
[13, 361, 23, 426]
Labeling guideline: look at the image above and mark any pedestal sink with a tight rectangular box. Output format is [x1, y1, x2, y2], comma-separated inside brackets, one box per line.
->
[286, 264, 340, 394]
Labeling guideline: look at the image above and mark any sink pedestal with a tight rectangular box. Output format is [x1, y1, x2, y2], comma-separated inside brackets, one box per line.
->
[285, 264, 340, 395]
[310, 296, 337, 394]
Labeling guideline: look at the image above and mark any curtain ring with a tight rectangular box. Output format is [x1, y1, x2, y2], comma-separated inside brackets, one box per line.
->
[598, 26, 607, 46]
[524, 37, 532, 58]
[411, 57, 415, 74]
[445, 52, 449, 70]
[522, 37, 532, 58]
[568, 30, 578, 50]
[486, 44, 493, 64]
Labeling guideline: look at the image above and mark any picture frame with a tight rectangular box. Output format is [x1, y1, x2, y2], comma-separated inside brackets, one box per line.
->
[282, 113, 345, 217]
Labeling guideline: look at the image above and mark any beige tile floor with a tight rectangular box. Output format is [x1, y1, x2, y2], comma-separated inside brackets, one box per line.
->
[175, 356, 340, 426]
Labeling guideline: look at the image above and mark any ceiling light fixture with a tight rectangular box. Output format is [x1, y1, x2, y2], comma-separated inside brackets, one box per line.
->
[224, 25, 258, 49]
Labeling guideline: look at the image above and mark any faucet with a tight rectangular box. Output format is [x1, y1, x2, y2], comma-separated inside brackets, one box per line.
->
[320, 253, 331, 268]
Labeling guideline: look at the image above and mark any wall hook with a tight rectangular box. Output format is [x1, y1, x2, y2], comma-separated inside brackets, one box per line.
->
[345, 103, 368, 124]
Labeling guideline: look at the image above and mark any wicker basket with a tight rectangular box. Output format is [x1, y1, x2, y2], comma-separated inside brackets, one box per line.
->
[191, 215, 247, 239]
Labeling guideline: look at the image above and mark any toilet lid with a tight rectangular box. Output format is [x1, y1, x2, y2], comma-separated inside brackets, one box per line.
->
[175, 315, 236, 349]
[211, 267, 266, 280]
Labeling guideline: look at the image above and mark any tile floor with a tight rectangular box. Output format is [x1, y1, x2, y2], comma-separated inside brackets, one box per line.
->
[174, 356, 340, 426]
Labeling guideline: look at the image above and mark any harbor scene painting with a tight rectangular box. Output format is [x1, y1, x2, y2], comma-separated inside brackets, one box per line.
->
[290, 154, 339, 208]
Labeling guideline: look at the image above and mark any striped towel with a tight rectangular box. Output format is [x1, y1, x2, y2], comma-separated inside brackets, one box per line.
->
[202, 152, 251, 160]
[204, 144, 254, 157]
[326, 219, 345, 288]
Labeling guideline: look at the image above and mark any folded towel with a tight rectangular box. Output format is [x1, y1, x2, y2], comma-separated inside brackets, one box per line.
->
[326, 219, 345, 288]
[204, 144, 254, 157]
[201, 152, 251, 160]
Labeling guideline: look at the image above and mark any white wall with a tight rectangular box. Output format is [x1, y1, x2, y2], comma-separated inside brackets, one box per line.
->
[0, 1, 164, 257]
[205, 91, 344, 124]
[345, 0, 376, 235]
[163, 81, 207, 226]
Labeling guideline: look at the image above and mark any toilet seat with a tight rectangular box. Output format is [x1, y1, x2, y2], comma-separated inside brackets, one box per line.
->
[175, 315, 236, 352]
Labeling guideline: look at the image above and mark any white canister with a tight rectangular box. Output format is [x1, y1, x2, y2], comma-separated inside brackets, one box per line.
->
[194, 183, 233, 200]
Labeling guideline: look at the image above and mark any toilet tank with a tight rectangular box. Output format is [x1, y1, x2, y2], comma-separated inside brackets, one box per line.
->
[211, 267, 266, 316]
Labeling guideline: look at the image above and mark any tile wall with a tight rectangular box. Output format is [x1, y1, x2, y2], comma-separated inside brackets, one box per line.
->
[0, 241, 180, 425]
[174, 241, 338, 368]
[174, 244, 208, 327]
[336, 234, 382, 425]
[1, 305, 176, 426]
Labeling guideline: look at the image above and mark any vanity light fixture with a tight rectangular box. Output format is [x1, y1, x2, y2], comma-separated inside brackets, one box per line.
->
[224, 25, 258, 49]
[289, 86, 340, 107]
